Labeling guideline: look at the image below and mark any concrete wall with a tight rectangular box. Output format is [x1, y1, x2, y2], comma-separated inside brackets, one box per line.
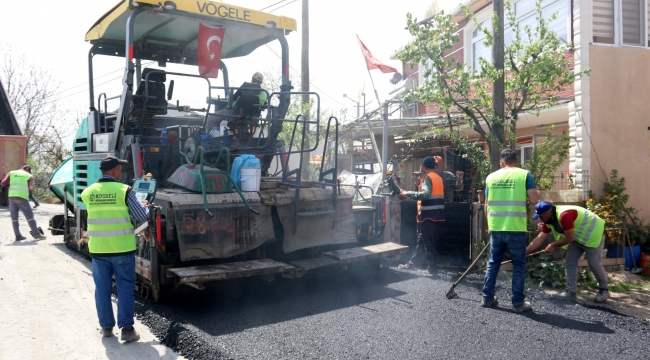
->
[589, 44, 650, 219]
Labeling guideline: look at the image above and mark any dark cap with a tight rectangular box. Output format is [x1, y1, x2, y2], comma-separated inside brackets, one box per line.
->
[422, 156, 436, 168]
[99, 155, 128, 171]
[532, 200, 554, 220]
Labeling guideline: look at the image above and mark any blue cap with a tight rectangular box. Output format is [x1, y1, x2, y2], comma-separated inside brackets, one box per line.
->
[422, 156, 436, 168]
[532, 200, 553, 219]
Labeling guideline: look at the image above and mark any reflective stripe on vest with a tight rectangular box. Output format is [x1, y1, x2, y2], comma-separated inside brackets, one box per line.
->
[547, 206, 605, 248]
[8, 170, 32, 200]
[417, 172, 445, 222]
[486, 167, 530, 232]
[81, 182, 136, 254]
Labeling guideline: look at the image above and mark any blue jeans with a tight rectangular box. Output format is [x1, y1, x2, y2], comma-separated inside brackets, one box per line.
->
[92, 253, 136, 329]
[29, 190, 39, 206]
[482, 232, 527, 307]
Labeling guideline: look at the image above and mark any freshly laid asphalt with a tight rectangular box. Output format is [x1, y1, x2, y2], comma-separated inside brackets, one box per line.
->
[134, 260, 650, 360]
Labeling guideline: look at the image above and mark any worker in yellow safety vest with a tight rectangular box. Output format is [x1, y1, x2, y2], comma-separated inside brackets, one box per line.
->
[527, 201, 610, 303]
[397, 156, 445, 274]
[1, 164, 47, 241]
[482, 149, 540, 313]
[81, 156, 149, 342]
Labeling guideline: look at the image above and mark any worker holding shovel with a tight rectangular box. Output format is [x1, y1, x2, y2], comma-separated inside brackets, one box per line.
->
[526, 201, 610, 303]
[482, 149, 540, 313]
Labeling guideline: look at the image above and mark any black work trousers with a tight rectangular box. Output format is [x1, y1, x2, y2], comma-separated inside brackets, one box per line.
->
[409, 220, 438, 267]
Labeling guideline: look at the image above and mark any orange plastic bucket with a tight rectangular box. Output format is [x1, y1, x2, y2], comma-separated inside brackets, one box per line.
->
[641, 253, 650, 276]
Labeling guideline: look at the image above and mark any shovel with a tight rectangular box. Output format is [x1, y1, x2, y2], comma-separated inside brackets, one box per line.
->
[446, 248, 546, 299]
[446, 242, 490, 299]
[467, 250, 547, 275]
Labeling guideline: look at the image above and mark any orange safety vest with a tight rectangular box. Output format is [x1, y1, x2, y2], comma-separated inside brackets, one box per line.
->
[417, 172, 445, 222]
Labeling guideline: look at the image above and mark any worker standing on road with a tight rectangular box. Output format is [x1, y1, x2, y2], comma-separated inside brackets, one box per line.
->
[398, 156, 445, 274]
[0, 164, 47, 241]
[482, 149, 540, 313]
[412, 156, 464, 202]
[526, 201, 610, 303]
[81, 156, 149, 342]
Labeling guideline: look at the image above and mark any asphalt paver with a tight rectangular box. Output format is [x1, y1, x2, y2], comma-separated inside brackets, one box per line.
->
[135, 261, 650, 360]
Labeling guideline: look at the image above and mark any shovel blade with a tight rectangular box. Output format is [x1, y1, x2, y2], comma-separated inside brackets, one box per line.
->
[445, 289, 457, 299]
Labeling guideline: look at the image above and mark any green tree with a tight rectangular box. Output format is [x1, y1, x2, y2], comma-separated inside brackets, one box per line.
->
[396, 0, 587, 172]
[522, 128, 570, 190]
[262, 70, 342, 179]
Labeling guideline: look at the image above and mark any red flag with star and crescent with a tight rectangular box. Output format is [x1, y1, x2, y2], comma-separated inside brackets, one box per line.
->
[357, 35, 397, 74]
[198, 24, 226, 78]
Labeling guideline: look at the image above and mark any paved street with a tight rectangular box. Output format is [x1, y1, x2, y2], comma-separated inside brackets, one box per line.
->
[136, 255, 650, 358]
[3, 204, 649, 359]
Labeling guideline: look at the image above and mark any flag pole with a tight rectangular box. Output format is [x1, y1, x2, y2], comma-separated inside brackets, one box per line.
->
[357, 35, 383, 172]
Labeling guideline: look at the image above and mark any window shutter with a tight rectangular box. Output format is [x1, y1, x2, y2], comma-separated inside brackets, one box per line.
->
[621, 0, 642, 45]
[593, 0, 615, 39]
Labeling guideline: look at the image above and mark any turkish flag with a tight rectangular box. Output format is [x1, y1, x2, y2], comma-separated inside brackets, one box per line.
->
[357, 36, 397, 74]
[198, 24, 226, 78]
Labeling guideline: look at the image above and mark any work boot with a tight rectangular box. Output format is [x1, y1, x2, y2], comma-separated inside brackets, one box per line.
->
[555, 290, 577, 302]
[481, 296, 498, 308]
[15, 235, 26, 241]
[33, 234, 47, 241]
[120, 326, 140, 342]
[426, 265, 437, 274]
[513, 301, 533, 313]
[100, 327, 114, 337]
[594, 288, 610, 303]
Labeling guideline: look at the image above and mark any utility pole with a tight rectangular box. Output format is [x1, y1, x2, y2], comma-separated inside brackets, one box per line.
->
[300, 0, 311, 180]
[491, 0, 506, 172]
[382, 101, 391, 243]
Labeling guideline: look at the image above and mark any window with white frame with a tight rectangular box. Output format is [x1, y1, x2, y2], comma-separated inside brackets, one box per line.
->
[516, 145, 534, 164]
[471, 0, 569, 71]
[593, 0, 648, 46]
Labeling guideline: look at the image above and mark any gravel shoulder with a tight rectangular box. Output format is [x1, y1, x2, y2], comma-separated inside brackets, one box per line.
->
[0, 204, 184, 359]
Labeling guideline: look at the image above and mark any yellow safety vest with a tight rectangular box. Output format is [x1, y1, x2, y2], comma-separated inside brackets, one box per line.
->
[546, 206, 605, 248]
[8, 170, 32, 200]
[81, 181, 136, 255]
[486, 167, 530, 232]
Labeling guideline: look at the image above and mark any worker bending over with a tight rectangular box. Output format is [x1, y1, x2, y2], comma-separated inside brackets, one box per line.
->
[1, 164, 47, 241]
[527, 201, 609, 303]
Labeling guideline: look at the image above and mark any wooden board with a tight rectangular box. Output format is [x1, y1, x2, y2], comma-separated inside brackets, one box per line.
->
[290, 256, 340, 271]
[168, 259, 294, 283]
[323, 242, 409, 265]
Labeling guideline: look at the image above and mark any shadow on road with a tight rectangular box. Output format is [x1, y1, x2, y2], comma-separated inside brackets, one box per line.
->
[523, 311, 615, 334]
[490, 306, 615, 334]
[139, 265, 419, 338]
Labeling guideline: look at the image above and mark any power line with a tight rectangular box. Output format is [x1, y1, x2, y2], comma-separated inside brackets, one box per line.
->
[46, 61, 155, 104]
[268, 0, 297, 13]
[44, 61, 155, 101]
[44, 74, 123, 106]
[259, 0, 289, 11]
[263, 44, 354, 110]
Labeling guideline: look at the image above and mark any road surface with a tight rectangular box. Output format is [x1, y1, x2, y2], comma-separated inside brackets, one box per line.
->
[0, 204, 184, 359]
[2, 204, 649, 359]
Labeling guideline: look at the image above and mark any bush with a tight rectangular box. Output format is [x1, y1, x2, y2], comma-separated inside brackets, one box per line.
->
[586, 169, 650, 247]
[526, 253, 565, 288]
